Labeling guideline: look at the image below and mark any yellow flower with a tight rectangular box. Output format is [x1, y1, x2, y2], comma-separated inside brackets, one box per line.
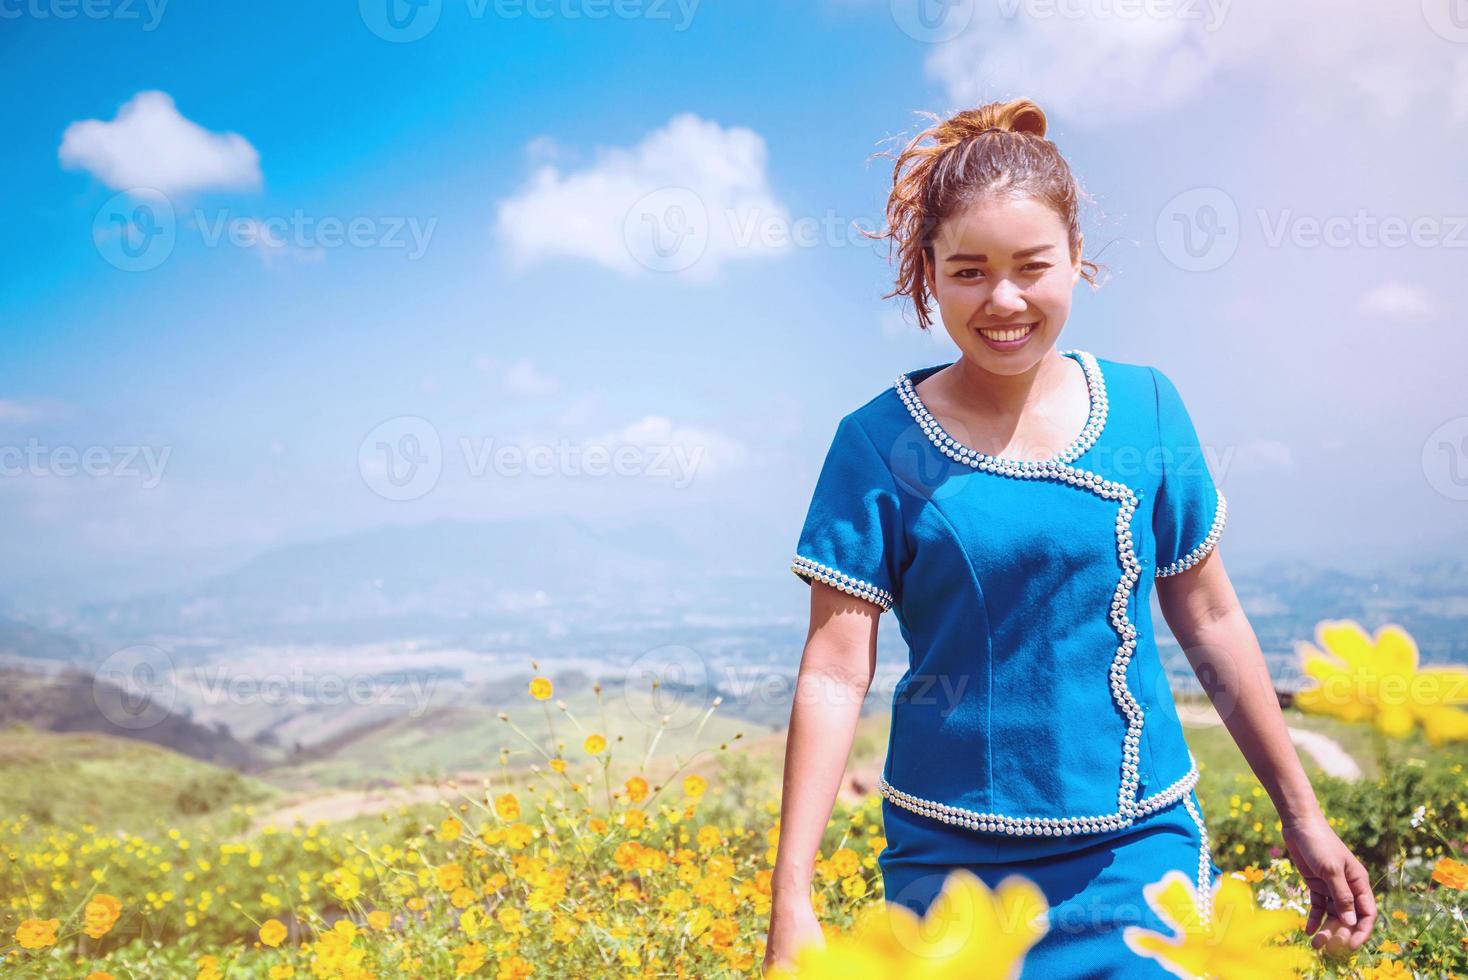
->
[768, 869, 1047, 978]
[495, 792, 521, 821]
[367, 909, 391, 931]
[1294, 620, 1468, 744]
[841, 875, 868, 899]
[683, 774, 707, 798]
[1124, 870, 1313, 978]
[529, 676, 553, 700]
[451, 886, 477, 909]
[496, 954, 533, 980]
[1361, 963, 1412, 980]
[259, 918, 288, 947]
[15, 918, 60, 949]
[453, 939, 488, 974]
[439, 816, 463, 841]
[1432, 856, 1468, 889]
[624, 775, 650, 802]
[584, 733, 607, 755]
[549, 757, 567, 773]
[829, 848, 861, 878]
[437, 862, 466, 892]
[86, 973, 115, 980]
[1378, 939, 1402, 954]
[84, 893, 122, 939]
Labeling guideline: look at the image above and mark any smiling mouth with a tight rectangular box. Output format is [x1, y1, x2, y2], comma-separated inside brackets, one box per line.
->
[976, 321, 1037, 342]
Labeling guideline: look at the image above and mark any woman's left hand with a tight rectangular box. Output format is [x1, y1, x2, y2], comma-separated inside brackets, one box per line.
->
[1279, 814, 1378, 955]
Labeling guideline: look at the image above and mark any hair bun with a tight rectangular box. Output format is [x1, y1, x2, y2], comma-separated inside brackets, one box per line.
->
[939, 99, 1048, 146]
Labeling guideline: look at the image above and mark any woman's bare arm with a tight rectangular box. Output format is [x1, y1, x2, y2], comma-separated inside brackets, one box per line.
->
[764, 581, 880, 970]
[1156, 547, 1377, 953]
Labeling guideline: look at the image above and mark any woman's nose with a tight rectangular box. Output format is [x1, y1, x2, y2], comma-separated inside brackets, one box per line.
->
[985, 278, 1027, 314]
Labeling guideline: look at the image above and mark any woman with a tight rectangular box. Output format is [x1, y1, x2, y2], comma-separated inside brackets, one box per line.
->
[763, 99, 1377, 976]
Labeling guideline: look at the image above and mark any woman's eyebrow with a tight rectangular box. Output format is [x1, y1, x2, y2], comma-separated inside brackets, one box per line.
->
[942, 244, 1056, 261]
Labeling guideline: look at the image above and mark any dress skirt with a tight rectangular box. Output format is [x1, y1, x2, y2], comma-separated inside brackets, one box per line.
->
[879, 788, 1224, 980]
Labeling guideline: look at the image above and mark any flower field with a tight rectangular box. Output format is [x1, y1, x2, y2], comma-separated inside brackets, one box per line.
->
[3, 621, 1467, 978]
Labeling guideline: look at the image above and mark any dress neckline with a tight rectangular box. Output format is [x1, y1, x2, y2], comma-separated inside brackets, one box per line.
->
[894, 349, 1109, 468]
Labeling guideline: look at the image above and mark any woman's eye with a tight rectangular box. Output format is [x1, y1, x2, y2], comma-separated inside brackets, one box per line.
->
[956, 269, 983, 279]
[1023, 263, 1051, 272]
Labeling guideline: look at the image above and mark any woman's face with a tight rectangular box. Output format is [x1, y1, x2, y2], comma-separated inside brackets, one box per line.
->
[925, 193, 1083, 375]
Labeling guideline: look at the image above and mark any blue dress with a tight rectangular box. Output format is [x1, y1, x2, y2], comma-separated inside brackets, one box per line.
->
[790, 349, 1228, 978]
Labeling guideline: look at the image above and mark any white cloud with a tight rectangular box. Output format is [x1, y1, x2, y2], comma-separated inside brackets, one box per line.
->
[477, 357, 561, 396]
[587, 414, 749, 479]
[493, 113, 790, 280]
[1357, 282, 1435, 321]
[922, 1, 1460, 127]
[59, 90, 262, 195]
[0, 399, 45, 424]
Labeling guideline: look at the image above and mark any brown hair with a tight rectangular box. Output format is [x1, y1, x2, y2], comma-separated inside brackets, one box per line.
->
[868, 98, 1103, 332]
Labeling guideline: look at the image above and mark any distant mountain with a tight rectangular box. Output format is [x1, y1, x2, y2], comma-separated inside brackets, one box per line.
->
[0, 666, 269, 771]
[69, 515, 783, 646]
[0, 616, 93, 663]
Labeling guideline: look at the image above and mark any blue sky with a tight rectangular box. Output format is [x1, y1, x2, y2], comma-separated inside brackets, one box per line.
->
[2, 0, 1466, 603]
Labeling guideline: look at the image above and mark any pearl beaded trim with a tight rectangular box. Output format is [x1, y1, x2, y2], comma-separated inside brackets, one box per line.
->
[1155, 490, 1228, 578]
[790, 554, 895, 612]
[878, 756, 1200, 837]
[895, 349, 1108, 467]
[892, 348, 1180, 829]
[1182, 791, 1216, 926]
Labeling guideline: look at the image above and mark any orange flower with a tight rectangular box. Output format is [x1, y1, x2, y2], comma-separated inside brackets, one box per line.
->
[624, 775, 650, 802]
[15, 918, 59, 949]
[1432, 856, 1468, 889]
[83, 893, 122, 939]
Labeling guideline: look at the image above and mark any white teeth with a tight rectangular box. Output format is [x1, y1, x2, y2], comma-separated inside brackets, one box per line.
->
[979, 322, 1036, 342]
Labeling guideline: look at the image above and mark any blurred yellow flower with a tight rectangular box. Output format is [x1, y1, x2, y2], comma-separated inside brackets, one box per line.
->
[768, 869, 1046, 979]
[367, 909, 391, 931]
[437, 862, 466, 891]
[584, 733, 607, 755]
[1294, 620, 1468, 744]
[683, 774, 708, 798]
[549, 757, 567, 773]
[529, 677, 553, 700]
[624, 775, 650, 802]
[439, 816, 464, 842]
[16, 917, 60, 949]
[258, 918, 287, 947]
[83, 893, 122, 939]
[1124, 870, 1312, 978]
[495, 793, 521, 821]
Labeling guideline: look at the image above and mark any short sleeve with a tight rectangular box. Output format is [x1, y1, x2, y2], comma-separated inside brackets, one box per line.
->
[790, 415, 906, 612]
[1150, 366, 1228, 577]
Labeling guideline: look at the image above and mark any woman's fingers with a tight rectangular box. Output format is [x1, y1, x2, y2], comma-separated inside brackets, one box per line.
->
[1344, 858, 1377, 943]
